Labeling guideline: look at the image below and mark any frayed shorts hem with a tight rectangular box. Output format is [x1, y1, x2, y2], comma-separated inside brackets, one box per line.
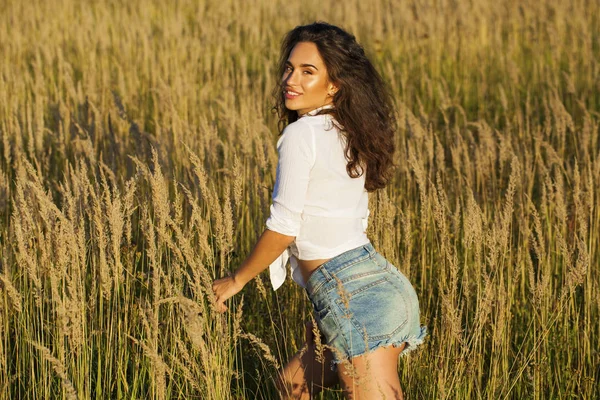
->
[328, 325, 428, 369]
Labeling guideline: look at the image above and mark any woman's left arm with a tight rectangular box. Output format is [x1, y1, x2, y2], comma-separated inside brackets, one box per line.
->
[212, 228, 295, 312]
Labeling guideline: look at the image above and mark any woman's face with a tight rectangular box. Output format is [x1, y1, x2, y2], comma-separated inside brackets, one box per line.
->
[282, 41, 337, 116]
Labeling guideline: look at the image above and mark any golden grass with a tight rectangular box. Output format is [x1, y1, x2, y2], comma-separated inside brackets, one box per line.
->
[0, 0, 598, 398]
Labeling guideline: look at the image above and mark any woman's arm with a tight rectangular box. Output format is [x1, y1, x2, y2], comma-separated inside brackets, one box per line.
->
[212, 229, 295, 312]
[212, 120, 315, 310]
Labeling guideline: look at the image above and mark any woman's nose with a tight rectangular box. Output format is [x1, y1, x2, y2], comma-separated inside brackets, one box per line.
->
[283, 70, 298, 86]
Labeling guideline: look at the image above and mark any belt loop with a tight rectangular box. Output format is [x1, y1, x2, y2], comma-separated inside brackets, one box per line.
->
[364, 242, 376, 257]
[320, 264, 333, 282]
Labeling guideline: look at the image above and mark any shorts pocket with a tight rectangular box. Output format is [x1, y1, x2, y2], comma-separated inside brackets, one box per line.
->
[337, 276, 410, 342]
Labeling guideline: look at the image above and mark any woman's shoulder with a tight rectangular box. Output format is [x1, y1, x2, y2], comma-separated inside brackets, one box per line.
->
[278, 119, 313, 142]
[283, 118, 313, 133]
[277, 114, 339, 148]
[276, 119, 315, 152]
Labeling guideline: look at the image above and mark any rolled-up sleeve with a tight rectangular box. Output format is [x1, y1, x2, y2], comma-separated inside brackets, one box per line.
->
[265, 120, 315, 236]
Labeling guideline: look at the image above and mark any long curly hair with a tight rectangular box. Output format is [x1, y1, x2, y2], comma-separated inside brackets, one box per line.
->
[271, 22, 397, 192]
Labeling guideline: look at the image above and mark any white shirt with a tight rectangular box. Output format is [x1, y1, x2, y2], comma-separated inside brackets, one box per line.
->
[266, 105, 370, 290]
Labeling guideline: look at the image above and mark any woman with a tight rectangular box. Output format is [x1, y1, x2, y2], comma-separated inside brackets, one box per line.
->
[212, 22, 427, 399]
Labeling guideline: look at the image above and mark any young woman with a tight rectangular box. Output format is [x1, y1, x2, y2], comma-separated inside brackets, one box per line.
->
[212, 22, 427, 399]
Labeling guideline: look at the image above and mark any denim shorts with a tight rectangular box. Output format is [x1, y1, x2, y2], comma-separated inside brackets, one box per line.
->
[305, 242, 427, 365]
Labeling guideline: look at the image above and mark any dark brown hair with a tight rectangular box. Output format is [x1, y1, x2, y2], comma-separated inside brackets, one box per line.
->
[272, 22, 397, 192]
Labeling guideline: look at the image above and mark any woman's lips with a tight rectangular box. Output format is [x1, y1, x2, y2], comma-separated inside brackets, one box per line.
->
[284, 90, 301, 100]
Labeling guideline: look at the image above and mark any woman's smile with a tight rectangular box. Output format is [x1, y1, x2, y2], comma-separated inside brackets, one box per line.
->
[284, 89, 302, 99]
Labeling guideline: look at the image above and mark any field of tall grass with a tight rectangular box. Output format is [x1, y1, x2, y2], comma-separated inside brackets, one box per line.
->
[0, 0, 598, 398]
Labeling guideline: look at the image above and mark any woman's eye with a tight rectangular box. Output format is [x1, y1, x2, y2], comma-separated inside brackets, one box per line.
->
[285, 66, 292, 72]
[303, 70, 312, 75]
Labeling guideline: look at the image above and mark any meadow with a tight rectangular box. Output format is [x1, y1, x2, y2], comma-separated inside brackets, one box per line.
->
[0, 0, 598, 398]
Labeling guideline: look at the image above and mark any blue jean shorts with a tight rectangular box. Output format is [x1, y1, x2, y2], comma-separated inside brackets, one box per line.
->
[305, 242, 427, 364]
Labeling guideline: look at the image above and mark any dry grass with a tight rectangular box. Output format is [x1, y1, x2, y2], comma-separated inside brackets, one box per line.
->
[0, 0, 598, 398]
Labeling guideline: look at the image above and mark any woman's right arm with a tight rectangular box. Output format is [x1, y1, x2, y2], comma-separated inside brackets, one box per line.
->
[212, 120, 315, 311]
[212, 228, 294, 312]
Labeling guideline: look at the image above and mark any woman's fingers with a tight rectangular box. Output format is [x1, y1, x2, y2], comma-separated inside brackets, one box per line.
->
[215, 299, 228, 313]
[212, 276, 241, 313]
[212, 281, 229, 313]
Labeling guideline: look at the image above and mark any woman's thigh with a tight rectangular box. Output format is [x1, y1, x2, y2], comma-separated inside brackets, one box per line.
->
[337, 342, 406, 400]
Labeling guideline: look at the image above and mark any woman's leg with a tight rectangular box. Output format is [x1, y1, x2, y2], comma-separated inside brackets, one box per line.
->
[337, 342, 406, 400]
[276, 322, 338, 399]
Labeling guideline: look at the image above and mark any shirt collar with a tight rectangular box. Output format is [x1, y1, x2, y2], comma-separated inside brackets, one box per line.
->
[301, 103, 335, 117]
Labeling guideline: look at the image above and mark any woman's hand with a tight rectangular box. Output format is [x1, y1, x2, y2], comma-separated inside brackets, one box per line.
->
[210, 229, 295, 313]
[212, 229, 295, 312]
[212, 274, 245, 313]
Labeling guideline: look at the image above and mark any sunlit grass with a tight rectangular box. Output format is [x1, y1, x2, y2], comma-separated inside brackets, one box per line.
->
[0, 0, 598, 398]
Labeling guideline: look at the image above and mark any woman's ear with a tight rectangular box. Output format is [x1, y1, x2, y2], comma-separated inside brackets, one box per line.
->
[328, 84, 338, 97]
